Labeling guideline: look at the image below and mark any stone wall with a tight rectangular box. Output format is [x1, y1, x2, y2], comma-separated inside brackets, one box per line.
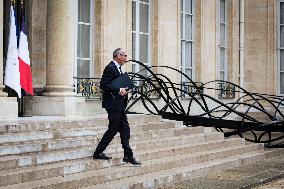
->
[244, 0, 276, 94]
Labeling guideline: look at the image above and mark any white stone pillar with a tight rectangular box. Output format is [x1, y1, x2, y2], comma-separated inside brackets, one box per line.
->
[42, 0, 75, 96]
[23, 0, 87, 116]
[0, 0, 6, 97]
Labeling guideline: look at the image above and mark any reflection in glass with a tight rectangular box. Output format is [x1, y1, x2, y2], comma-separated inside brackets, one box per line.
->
[220, 24, 225, 47]
[132, 33, 136, 59]
[139, 3, 149, 33]
[281, 72, 284, 94]
[185, 0, 192, 14]
[185, 68, 192, 80]
[185, 42, 192, 67]
[139, 34, 148, 63]
[132, 1, 136, 31]
[281, 3, 284, 24]
[185, 14, 192, 40]
[220, 48, 225, 70]
[281, 26, 284, 47]
[78, 0, 90, 23]
[220, 0, 225, 23]
[77, 24, 90, 58]
[220, 71, 225, 81]
[281, 50, 284, 71]
[77, 59, 91, 78]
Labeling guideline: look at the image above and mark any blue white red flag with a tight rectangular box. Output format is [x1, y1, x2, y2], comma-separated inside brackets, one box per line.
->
[4, 6, 21, 98]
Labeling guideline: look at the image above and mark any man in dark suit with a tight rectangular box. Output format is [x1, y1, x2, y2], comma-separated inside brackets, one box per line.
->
[93, 48, 141, 165]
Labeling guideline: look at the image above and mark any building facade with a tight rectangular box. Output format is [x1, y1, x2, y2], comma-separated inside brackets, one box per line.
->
[0, 0, 282, 119]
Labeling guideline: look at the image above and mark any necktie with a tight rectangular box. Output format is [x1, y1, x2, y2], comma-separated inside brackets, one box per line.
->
[119, 66, 123, 75]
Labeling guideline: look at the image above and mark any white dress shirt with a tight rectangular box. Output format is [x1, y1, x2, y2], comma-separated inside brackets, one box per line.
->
[113, 60, 122, 74]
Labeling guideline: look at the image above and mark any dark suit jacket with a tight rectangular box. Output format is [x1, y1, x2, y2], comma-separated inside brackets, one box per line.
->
[100, 61, 128, 110]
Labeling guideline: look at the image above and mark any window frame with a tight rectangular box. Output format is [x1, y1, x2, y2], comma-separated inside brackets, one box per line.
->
[74, 0, 94, 79]
[278, 0, 284, 95]
[180, 0, 195, 82]
[218, 0, 227, 81]
[132, 0, 151, 75]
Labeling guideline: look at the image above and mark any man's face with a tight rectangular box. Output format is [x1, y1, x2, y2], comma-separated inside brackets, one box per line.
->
[117, 51, 128, 65]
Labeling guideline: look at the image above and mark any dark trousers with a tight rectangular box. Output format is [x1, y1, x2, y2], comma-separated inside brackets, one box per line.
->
[94, 109, 133, 158]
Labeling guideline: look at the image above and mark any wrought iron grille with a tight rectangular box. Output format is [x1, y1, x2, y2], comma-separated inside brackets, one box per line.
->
[218, 82, 235, 99]
[131, 80, 160, 99]
[181, 82, 204, 99]
[73, 78, 102, 99]
[73, 77, 160, 100]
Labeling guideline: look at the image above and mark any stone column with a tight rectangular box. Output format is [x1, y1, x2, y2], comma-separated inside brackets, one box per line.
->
[42, 0, 75, 96]
[23, 0, 87, 116]
[0, 0, 6, 97]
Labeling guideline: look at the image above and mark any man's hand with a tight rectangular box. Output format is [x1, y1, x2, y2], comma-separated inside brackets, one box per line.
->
[119, 88, 128, 96]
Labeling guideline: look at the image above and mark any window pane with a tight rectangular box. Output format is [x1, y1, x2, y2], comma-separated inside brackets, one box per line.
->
[281, 3, 284, 24]
[132, 1, 136, 31]
[139, 3, 149, 33]
[280, 72, 284, 94]
[77, 59, 91, 78]
[185, 0, 192, 14]
[220, 71, 225, 81]
[140, 0, 149, 3]
[77, 24, 90, 58]
[281, 26, 284, 47]
[220, 48, 225, 70]
[281, 50, 284, 71]
[132, 63, 136, 73]
[185, 68, 192, 80]
[185, 41, 192, 67]
[220, 23, 225, 47]
[78, 0, 90, 23]
[180, 13, 183, 38]
[181, 0, 183, 11]
[185, 14, 192, 40]
[132, 33, 136, 59]
[138, 64, 148, 78]
[139, 34, 148, 63]
[220, 0, 225, 23]
[181, 42, 185, 67]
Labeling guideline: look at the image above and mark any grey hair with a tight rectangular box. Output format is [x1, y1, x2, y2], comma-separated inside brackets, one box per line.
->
[113, 48, 123, 58]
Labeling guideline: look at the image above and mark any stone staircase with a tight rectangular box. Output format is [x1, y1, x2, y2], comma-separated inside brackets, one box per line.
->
[0, 114, 283, 189]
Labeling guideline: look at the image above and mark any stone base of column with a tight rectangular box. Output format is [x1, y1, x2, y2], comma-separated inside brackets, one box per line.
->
[0, 97, 18, 120]
[23, 96, 88, 116]
[0, 87, 7, 97]
[41, 85, 76, 97]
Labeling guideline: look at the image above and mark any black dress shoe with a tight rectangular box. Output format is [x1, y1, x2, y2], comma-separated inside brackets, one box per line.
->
[123, 157, 142, 165]
[93, 153, 112, 160]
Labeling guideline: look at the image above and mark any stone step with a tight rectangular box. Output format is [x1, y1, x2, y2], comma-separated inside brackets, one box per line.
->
[0, 121, 177, 146]
[0, 130, 219, 170]
[87, 150, 273, 189]
[0, 114, 163, 134]
[0, 143, 264, 189]
[0, 138, 242, 186]
[0, 126, 203, 156]
[28, 132, 224, 165]
[0, 131, 54, 144]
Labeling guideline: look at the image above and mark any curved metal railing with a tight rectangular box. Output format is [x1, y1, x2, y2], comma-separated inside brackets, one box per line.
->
[126, 60, 284, 147]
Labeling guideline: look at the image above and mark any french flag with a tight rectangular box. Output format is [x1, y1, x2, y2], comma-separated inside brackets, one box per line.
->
[18, 19, 33, 95]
